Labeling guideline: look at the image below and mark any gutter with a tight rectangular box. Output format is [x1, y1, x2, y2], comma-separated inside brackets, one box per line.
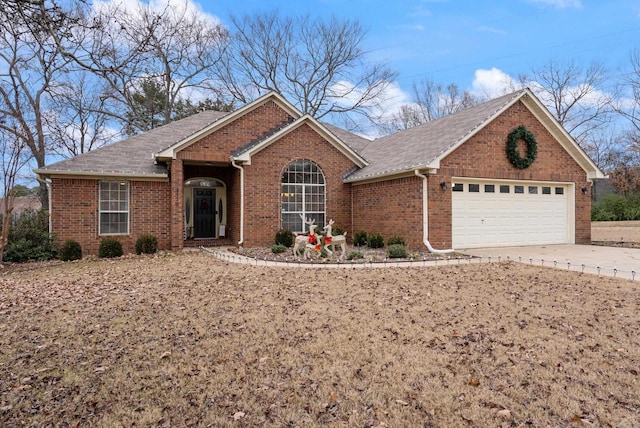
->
[414, 170, 455, 255]
[231, 159, 244, 247]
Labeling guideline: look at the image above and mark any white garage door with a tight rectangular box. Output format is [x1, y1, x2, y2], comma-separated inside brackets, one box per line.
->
[452, 179, 574, 249]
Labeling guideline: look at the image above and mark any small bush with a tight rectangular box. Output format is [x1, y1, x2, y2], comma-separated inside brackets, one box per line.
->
[367, 232, 384, 249]
[590, 192, 640, 221]
[275, 229, 294, 247]
[135, 234, 158, 255]
[271, 244, 287, 254]
[347, 251, 364, 260]
[3, 237, 57, 263]
[387, 235, 405, 246]
[99, 237, 123, 258]
[332, 225, 344, 236]
[387, 244, 407, 258]
[60, 239, 82, 261]
[3, 208, 57, 263]
[353, 230, 368, 247]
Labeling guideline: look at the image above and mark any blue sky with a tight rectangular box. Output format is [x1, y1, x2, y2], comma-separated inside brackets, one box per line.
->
[202, 0, 640, 100]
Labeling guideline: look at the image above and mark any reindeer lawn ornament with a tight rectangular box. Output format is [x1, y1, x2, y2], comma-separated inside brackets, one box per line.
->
[292, 215, 322, 259]
[323, 219, 347, 261]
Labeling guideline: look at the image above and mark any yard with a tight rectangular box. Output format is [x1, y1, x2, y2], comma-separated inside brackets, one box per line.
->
[0, 250, 638, 427]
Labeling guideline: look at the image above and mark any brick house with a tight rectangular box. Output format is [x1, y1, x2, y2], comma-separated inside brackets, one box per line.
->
[35, 89, 604, 255]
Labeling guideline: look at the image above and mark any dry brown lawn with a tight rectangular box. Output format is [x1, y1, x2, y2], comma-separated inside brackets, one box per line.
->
[592, 221, 640, 244]
[0, 252, 639, 427]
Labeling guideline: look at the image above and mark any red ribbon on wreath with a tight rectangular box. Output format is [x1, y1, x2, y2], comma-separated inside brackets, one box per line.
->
[325, 236, 332, 245]
[308, 235, 317, 244]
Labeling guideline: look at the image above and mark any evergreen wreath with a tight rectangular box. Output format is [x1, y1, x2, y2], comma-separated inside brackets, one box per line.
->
[506, 125, 537, 169]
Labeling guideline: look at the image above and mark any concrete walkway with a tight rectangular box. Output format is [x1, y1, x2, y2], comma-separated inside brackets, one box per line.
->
[203, 245, 640, 281]
[464, 244, 640, 280]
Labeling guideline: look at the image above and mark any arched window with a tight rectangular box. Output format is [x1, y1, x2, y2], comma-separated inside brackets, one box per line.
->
[281, 160, 325, 232]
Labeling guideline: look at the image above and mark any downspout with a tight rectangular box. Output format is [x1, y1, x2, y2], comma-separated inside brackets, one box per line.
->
[414, 170, 455, 254]
[231, 159, 244, 247]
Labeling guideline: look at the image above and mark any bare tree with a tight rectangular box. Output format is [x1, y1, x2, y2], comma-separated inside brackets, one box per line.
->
[580, 127, 636, 173]
[379, 78, 479, 134]
[616, 49, 640, 143]
[0, 125, 28, 262]
[215, 11, 397, 128]
[66, 0, 228, 135]
[521, 59, 614, 145]
[0, 4, 74, 206]
[46, 74, 116, 157]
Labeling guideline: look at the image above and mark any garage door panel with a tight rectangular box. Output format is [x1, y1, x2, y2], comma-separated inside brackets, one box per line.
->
[452, 180, 572, 248]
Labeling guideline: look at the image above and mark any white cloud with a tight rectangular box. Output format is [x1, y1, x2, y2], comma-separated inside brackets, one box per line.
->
[527, 0, 581, 9]
[471, 68, 519, 99]
[92, 0, 222, 27]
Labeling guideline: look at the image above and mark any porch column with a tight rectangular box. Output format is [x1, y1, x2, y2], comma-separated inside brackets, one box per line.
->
[170, 159, 184, 251]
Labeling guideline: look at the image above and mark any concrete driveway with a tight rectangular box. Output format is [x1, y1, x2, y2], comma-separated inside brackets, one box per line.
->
[462, 244, 640, 280]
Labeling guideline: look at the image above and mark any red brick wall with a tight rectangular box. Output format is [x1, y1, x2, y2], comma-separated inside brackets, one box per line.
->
[352, 100, 591, 249]
[241, 123, 358, 247]
[50, 178, 171, 255]
[431, 100, 590, 246]
[177, 101, 293, 163]
[352, 176, 424, 249]
[170, 160, 184, 250]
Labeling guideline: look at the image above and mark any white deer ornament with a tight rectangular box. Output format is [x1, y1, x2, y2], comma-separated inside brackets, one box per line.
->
[292, 215, 321, 259]
[323, 219, 347, 261]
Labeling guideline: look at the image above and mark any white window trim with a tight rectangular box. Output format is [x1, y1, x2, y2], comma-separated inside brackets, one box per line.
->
[281, 160, 326, 233]
[98, 180, 130, 235]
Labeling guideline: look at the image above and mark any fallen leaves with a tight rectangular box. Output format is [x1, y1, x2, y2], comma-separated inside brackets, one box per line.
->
[0, 253, 639, 427]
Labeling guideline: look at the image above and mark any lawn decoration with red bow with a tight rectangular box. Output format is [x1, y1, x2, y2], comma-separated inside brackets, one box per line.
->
[293, 215, 322, 259]
[323, 219, 347, 261]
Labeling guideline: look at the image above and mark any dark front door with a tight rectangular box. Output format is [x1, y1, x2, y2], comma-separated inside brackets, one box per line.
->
[194, 188, 215, 238]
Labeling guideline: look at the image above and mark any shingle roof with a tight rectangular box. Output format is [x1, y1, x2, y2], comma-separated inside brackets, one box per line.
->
[320, 123, 371, 154]
[344, 90, 525, 182]
[37, 110, 229, 177]
[36, 89, 603, 182]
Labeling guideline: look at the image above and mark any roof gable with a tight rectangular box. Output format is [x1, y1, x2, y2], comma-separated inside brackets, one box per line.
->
[155, 92, 302, 161]
[232, 114, 368, 167]
[345, 88, 605, 182]
[34, 109, 229, 179]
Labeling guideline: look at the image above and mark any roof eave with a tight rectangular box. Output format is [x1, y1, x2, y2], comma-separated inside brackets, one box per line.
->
[344, 163, 438, 184]
[34, 169, 169, 181]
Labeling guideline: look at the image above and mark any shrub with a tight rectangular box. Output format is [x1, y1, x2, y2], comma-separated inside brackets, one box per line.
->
[590, 193, 640, 221]
[347, 251, 364, 260]
[99, 237, 123, 258]
[275, 229, 294, 247]
[332, 225, 344, 236]
[271, 244, 287, 254]
[60, 239, 82, 261]
[353, 230, 368, 247]
[387, 244, 407, 258]
[387, 235, 405, 246]
[367, 232, 384, 249]
[3, 209, 57, 262]
[135, 234, 158, 255]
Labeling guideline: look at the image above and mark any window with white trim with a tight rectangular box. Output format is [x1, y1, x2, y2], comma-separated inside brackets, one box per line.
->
[281, 160, 325, 232]
[99, 181, 129, 235]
